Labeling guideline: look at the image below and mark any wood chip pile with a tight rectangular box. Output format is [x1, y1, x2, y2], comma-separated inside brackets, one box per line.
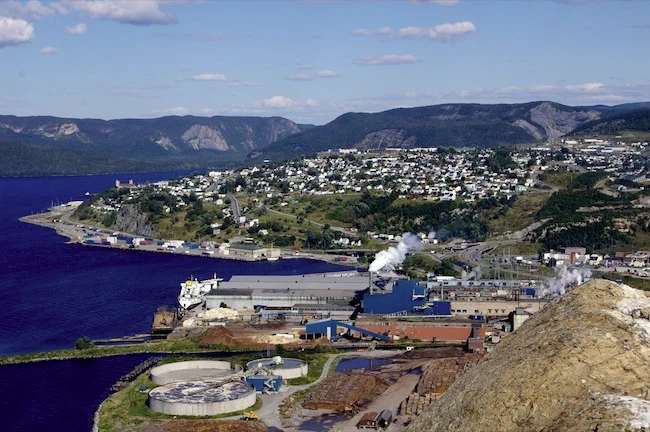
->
[302, 373, 389, 411]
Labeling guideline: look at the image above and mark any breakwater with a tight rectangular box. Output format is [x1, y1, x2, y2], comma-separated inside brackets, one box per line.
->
[110, 356, 162, 392]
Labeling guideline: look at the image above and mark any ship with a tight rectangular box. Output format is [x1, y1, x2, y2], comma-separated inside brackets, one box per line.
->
[178, 273, 223, 310]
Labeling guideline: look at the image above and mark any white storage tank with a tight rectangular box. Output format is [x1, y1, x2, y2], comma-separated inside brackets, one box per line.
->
[246, 357, 308, 380]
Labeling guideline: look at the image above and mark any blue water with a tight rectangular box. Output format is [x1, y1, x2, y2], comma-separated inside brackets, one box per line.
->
[0, 171, 349, 431]
[335, 357, 393, 372]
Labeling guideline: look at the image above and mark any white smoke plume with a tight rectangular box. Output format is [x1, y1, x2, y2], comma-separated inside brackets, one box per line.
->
[369, 232, 424, 272]
[539, 266, 592, 297]
[467, 266, 482, 280]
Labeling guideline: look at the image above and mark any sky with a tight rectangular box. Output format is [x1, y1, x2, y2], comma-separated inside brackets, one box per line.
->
[1, 0, 650, 125]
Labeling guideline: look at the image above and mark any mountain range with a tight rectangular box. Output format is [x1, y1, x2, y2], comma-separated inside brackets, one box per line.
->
[2, 101, 650, 175]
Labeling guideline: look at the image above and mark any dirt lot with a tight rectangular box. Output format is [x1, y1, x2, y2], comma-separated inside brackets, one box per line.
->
[139, 419, 266, 432]
[179, 322, 327, 349]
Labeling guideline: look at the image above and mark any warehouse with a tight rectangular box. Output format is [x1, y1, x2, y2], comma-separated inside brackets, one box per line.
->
[228, 244, 280, 259]
[205, 273, 371, 310]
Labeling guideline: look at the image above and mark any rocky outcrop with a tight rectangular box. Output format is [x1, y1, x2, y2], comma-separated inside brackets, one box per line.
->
[155, 136, 177, 151]
[112, 204, 157, 238]
[357, 129, 417, 149]
[408, 280, 650, 432]
[530, 102, 601, 139]
[181, 125, 229, 151]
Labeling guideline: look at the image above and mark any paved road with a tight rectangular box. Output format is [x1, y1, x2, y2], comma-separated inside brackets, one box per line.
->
[227, 193, 241, 219]
[256, 350, 403, 431]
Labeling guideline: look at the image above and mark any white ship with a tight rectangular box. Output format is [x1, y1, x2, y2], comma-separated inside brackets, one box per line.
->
[178, 273, 223, 310]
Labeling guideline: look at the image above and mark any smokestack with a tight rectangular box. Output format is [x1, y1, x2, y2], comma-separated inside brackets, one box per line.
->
[369, 271, 373, 295]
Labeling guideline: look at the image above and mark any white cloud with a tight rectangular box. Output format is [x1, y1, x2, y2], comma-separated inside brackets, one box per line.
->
[352, 26, 393, 36]
[353, 54, 419, 66]
[317, 70, 339, 78]
[286, 74, 315, 81]
[227, 80, 260, 87]
[59, 0, 176, 25]
[305, 98, 319, 107]
[65, 23, 87, 35]
[0, 17, 34, 48]
[398, 21, 476, 42]
[262, 95, 293, 109]
[566, 82, 605, 92]
[0, 0, 58, 19]
[192, 73, 227, 81]
[40, 46, 59, 54]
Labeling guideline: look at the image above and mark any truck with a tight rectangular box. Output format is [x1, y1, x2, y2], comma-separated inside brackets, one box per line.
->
[241, 411, 258, 421]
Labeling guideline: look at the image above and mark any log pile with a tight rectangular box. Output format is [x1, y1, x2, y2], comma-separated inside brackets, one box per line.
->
[302, 373, 388, 411]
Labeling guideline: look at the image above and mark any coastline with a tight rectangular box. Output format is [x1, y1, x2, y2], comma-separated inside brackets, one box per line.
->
[19, 210, 361, 267]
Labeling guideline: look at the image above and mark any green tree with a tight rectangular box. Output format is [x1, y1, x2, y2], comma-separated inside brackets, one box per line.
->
[74, 336, 94, 350]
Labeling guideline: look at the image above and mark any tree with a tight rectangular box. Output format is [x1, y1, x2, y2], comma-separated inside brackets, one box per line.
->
[74, 336, 94, 350]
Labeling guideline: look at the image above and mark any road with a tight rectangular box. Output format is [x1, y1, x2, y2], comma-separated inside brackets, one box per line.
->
[256, 350, 403, 431]
[227, 193, 241, 219]
[266, 208, 359, 237]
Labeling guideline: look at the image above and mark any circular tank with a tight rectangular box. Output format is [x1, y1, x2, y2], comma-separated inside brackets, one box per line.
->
[148, 380, 256, 416]
[246, 357, 308, 380]
[150, 360, 232, 385]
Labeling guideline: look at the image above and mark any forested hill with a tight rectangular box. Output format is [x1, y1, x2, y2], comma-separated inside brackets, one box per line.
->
[0, 114, 305, 176]
[569, 108, 650, 137]
[249, 101, 649, 161]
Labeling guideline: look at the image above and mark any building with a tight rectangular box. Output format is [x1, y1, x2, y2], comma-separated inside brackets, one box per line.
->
[354, 317, 486, 342]
[228, 244, 280, 259]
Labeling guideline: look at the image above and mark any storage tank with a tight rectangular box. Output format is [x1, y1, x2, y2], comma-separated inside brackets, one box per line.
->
[246, 357, 308, 380]
[150, 360, 233, 385]
[148, 380, 256, 416]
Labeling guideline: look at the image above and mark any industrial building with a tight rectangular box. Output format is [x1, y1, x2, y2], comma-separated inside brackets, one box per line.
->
[362, 279, 452, 316]
[354, 317, 486, 342]
[205, 273, 369, 310]
[228, 244, 281, 259]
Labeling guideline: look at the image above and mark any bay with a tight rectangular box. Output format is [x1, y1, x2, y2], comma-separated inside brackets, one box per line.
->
[0, 171, 348, 431]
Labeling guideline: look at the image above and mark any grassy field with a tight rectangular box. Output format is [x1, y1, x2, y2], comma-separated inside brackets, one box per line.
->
[0, 338, 251, 365]
[489, 192, 553, 235]
[492, 242, 543, 256]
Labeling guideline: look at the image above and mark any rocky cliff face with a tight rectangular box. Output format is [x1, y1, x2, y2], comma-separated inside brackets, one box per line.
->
[408, 280, 650, 432]
[529, 102, 601, 139]
[112, 204, 157, 238]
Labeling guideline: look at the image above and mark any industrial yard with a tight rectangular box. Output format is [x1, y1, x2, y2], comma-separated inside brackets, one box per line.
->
[95, 345, 482, 432]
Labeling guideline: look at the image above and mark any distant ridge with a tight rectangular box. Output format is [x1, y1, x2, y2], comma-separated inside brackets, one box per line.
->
[0, 114, 305, 176]
[2, 100, 650, 175]
[250, 101, 650, 161]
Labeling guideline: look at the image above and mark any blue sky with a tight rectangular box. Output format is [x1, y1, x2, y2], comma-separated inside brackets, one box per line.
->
[1, 0, 650, 124]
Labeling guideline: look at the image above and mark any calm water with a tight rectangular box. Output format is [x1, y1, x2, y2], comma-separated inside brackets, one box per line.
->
[0, 171, 348, 431]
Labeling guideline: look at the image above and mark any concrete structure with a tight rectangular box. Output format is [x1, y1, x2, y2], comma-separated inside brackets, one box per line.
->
[150, 360, 233, 385]
[510, 307, 532, 331]
[149, 380, 255, 416]
[450, 300, 547, 317]
[205, 273, 369, 310]
[246, 357, 308, 380]
[228, 244, 280, 259]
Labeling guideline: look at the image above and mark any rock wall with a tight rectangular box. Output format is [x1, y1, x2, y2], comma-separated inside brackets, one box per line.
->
[112, 204, 157, 238]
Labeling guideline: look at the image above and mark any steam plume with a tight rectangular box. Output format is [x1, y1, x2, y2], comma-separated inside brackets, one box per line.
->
[540, 266, 592, 297]
[369, 232, 424, 272]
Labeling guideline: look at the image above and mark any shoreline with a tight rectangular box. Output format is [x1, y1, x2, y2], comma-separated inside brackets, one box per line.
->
[19, 210, 362, 267]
